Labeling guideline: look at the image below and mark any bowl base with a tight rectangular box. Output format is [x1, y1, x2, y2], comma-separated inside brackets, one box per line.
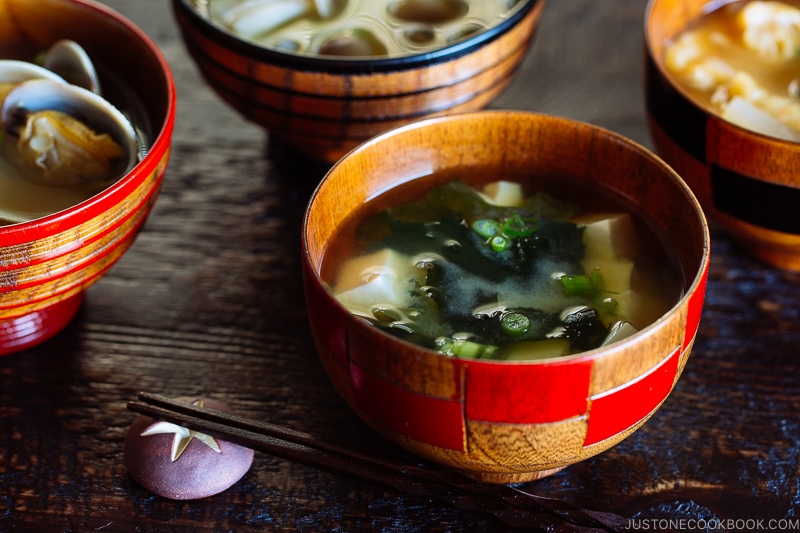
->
[457, 466, 567, 484]
[0, 293, 85, 356]
[718, 213, 800, 272]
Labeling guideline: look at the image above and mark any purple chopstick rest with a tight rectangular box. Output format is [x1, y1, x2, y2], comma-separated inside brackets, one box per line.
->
[124, 397, 254, 500]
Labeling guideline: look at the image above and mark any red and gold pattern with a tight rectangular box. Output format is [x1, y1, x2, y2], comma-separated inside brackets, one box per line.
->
[645, 0, 800, 271]
[0, 0, 176, 355]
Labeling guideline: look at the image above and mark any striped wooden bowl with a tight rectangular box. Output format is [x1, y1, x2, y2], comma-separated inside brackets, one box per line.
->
[0, 0, 176, 355]
[171, 0, 545, 164]
[645, 0, 800, 271]
[302, 111, 710, 483]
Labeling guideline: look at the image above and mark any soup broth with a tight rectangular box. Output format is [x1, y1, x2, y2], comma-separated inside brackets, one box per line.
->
[322, 172, 685, 361]
[0, 44, 148, 226]
[663, 0, 800, 140]
[201, 0, 527, 58]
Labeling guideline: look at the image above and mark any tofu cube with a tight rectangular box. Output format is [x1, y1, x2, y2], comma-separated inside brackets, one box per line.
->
[480, 180, 524, 207]
[333, 249, 420, 309]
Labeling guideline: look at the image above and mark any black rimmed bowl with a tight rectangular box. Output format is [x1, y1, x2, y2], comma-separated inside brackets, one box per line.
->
[645, 0, 800, 271]
[172, 0, 546, 164]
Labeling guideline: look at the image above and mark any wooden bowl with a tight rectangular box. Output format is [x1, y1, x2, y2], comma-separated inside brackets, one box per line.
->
[171, 0, 545, 164]
[0, 0, 176, 355]
[645, 0, 800, 271]
[302, 111, 710, 483]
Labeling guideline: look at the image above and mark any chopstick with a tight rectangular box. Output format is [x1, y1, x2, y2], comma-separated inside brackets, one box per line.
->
[127, 392, 630, 532]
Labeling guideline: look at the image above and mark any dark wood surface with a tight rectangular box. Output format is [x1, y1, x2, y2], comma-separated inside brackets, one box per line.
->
[2, 1, 799, 531]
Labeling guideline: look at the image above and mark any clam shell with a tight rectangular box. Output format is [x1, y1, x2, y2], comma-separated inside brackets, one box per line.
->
[0, 59, 67, 85]
[42, 39, 102, 94]
[1, 78, 139, 186]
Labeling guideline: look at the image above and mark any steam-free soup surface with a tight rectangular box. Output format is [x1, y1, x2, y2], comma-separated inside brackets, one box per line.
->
[322, 174, 685, 361]
[205, 0, 526, 58]
[663, 0, 800, 141]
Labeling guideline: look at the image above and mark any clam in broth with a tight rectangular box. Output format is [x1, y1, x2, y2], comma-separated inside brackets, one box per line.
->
[201, 0, 527, 57]
[0, 44, 140, 226]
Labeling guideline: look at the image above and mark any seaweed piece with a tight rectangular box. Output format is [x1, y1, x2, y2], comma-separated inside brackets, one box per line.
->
[559, 306, 609, 351]
[513, 219, 586, 275]
[373, 213, 520, 282]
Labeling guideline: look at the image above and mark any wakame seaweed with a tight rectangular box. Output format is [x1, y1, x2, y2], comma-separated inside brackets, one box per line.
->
[353, 180, 613, 355]
[361, 181, 586, 282]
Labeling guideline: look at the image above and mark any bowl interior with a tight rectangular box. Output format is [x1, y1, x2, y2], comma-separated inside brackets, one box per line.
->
[0, 0, 172, 144]
[306, 111, 708, 295]
[645, 0, 707, 59]
[175, 0, 540, 70]
[0, 0, 175, 240]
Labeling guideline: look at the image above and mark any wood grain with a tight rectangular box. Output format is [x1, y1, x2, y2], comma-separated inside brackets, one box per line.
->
[171, 0, 545, 163]
[1, 0, 799, 531]
[645, 0, 800, 271]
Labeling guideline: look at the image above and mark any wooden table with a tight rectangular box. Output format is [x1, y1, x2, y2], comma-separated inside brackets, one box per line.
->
[2, 1, 799, 531]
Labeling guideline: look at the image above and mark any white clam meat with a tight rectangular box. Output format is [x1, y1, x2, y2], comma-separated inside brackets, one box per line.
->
[1, 78, 139, 188]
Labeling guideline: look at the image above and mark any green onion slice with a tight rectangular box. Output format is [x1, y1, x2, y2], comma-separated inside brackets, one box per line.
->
[500, 312, 531, 337]
[490, 236, 509, 252]
[472, 219, 502, 239]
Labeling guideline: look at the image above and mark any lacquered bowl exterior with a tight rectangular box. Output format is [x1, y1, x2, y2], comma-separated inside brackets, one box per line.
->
[645, 0, 800, 270]
[302, 111, 710, 483]
[0, 0, 176, 355]
[171, 0, 545, 164]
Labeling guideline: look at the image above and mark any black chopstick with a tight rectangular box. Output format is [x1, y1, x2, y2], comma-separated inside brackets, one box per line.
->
[127, 392, 630, 532]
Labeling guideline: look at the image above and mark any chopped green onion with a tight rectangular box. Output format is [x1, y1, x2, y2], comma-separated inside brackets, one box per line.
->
[472, 219, 502, 239]
[490, 236, 509, 252]
[437, 341, 456, 355]
[559, 268, 606, 297]
[457, 340, 486, 359]
[559, 274, 595, 297]
[437, 338, 498, 359]
[502, 213, 536, 238]
[500, 312, 530, 337]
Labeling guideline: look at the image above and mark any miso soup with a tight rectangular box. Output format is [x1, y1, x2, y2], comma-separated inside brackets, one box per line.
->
[0, 43, 149, 226]
[663, 0, 800, 141]
[322, 173, 685, 361]
[201, 0, 528, 57]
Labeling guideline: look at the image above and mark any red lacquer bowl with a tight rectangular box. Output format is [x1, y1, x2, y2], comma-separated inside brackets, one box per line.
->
[171, 0, 545, 164]
[0, 0, 176, 355]
[302, 111, 710, 483]
[645, 0, 800, 271]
